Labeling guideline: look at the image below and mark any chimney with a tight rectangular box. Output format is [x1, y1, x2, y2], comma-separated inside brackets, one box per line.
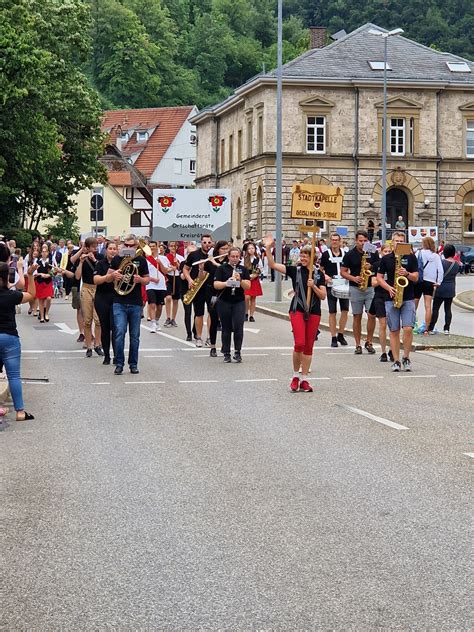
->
[309, 26, 327, 49]
[115, 125, 122, 152]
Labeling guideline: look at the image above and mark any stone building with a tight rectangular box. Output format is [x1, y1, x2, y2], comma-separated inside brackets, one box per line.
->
[191, 23, 474, 244]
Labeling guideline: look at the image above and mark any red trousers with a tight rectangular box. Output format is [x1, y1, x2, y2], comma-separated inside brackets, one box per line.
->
[290, 311, 321, 356]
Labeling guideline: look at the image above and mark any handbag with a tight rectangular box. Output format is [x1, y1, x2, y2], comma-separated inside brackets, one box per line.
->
[331, 276, 350, 299]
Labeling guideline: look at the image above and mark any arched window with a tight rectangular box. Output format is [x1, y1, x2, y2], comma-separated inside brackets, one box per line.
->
[464, 191, 474, 235]
[236, 198, 242, 240]
[245, 189, 252, 237]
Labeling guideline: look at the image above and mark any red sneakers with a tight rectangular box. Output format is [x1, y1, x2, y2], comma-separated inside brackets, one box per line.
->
[299, 380, 313, 392]
[290, 377, 300, 392]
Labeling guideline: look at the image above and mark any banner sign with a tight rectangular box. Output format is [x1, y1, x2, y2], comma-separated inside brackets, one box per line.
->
[291, 183, 344, 221]
[408, 226, 438, 244]
[152, 189, 231, 241]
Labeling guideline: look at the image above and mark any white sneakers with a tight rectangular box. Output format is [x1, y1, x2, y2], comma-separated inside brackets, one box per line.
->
[149, 320, 161, 333]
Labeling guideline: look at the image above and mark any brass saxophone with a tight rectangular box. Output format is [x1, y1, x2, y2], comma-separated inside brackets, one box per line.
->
[393, 248, 410, 309]
[183, 269, 209, 304]
[358, 251, 373, 291]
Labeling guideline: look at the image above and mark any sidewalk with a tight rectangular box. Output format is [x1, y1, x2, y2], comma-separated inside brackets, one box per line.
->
[256, 276, 474, 350]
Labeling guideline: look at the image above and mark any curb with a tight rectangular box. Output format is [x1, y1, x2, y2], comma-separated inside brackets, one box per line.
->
[256, 304, 474, 350]
[0, 381, 10, 404]
[453, 296, 474, 312]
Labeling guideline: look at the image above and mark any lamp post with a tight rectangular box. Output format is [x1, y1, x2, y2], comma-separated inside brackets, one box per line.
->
[369, 28, 404, 243]
[275, 0, 283, 301]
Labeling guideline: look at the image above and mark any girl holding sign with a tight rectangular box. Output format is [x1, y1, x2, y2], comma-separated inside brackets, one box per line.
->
[263, 235, 326, 393]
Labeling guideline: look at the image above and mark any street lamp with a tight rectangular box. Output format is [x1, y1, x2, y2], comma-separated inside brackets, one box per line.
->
[275, 0, 283, 301]
[368, 28, 404, 243]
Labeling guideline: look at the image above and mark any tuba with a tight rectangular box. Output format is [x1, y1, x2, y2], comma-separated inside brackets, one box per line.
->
[114, 239, 152, 296]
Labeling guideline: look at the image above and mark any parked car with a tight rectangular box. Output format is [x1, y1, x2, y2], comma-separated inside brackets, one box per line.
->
[462, 246, 474, 273]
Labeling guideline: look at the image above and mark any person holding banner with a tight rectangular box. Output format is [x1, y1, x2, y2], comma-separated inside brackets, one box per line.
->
[263, 236, 326, 393]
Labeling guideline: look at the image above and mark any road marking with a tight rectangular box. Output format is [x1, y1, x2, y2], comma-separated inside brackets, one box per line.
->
[123, 381, 166, 385]
[56, 322, 78, 335]
[343, 376, 384, 380]
[91, 382, 110, 385]
[22, 357, 38, 360]
[306, 377, 331, 381]
[396, 374, 437, 379]
[463, 453, 474, 458]
[179, 380, 219, 383]
[182, 346, 296, 351]
[450, 374, 474, 377]
[244, 327, 261, 334]
[338, 404, 409, 431]
[325, 352, 355, 355]
[144, 355, 174, 358]
[235, 378, 278, 383]
[22, 381, 51, 385]
[141, 325, 195, 348]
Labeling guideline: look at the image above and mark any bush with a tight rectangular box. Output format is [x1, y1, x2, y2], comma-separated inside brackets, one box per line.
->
[0, 228, 41, 251]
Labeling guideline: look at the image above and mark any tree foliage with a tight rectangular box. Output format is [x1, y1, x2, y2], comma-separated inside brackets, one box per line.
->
[0, 0, 106, 230]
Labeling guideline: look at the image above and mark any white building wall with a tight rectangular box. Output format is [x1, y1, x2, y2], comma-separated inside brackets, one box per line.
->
[150, 106, 199, 187]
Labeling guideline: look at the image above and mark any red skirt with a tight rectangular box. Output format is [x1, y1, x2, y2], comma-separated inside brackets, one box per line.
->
[35, 279, 54, 299]
[245, 277, 263, 297]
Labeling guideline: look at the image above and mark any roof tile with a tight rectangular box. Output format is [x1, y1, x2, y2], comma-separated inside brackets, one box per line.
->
[102, 107, 195, 180]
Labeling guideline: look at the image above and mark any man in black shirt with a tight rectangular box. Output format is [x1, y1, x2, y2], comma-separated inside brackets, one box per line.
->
[109, 234, 150, 375]
[320, 233, 349, 347]
[74, 237, 104, 357]
[183, 234, 213, 347]
[341, 230, 379, 355]
[377, 231, 419, 372]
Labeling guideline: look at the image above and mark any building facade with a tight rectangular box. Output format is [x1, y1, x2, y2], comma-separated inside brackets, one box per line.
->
[191, 24, 474, 244]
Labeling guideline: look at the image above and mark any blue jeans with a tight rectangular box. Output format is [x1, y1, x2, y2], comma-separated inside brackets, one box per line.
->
[112, 303, 142, 368]
[0, 333, 24, 411]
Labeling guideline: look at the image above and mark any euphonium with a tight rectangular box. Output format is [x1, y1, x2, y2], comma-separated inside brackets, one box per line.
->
[114, 239, 151, 296]
[358, 251, 373, 291]
[393, 247, 410, 309]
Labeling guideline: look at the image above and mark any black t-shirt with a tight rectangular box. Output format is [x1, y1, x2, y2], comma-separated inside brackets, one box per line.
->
[285, 265, 326, 315]
[0, 288, 23, 336]
[80, 253, 104, 285]
[111, 254, 149, 305]
[204, 257, 227, 286]
[371, 260, 387, 299]
[66, 251, 81, 289]
[214, 263, 250, 303]
[185, 249, 210, 282]
[35, 257, 53, 284]
[378, 252, 418, 302]
[93, 258, 115, 299]
[341, 247, 380, 287]
[320, 248, 345, 279]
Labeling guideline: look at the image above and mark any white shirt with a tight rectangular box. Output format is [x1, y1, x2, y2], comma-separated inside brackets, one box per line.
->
[147, 255, 167, 290]
[166, 253, 184, 276]
[418, 250, 444, 284]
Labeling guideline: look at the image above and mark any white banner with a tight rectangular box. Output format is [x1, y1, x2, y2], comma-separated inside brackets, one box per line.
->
[152, 189, 231, 241]
[408, 226, 438, 244]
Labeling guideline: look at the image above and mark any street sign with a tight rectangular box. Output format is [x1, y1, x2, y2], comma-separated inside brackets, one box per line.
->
[291, 183, 344, 221]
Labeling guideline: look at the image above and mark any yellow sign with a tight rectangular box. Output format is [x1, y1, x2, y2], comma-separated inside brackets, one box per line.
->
[291, 183, 344, 221]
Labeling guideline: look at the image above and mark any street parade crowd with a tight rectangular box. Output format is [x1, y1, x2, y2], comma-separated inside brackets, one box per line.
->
[0, 228, 465, 419]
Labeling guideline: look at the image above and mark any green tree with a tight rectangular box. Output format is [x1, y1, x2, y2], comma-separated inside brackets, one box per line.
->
[0, 0, 106, 230]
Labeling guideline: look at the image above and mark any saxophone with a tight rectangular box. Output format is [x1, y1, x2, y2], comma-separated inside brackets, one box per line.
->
[183, 269, 209, 304]
[358, 251, 374, 291]
[393, 250, 409, 309]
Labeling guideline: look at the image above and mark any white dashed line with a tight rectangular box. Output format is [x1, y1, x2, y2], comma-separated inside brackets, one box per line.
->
[235, 378, 278, 383]
[396, 374, 437, 379]
[179, 380, 220, 383]
[123, 381, 166, 385]
[306, 377, 331, 381]
[463, 453, 474, 458]
[343, 376, 384, 380]
[91, 382, 110, 385]
[450, 374, 474, 377]
[338, 404, 409, 431]
[144, 355, 174, 358]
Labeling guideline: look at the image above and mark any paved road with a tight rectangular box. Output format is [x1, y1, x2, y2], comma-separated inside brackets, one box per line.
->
[1, 301, 472, 629]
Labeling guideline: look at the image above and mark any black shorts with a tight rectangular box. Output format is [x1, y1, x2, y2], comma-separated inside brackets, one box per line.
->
[327, 287, 349, 314]
[146, 289, 167, 305]
[368, 295, 386, 318]
[166, 275, 181, 300]
[414, 280, 435, 299]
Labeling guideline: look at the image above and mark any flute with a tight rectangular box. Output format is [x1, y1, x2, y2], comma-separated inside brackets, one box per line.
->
[191, 253, 228, 266]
